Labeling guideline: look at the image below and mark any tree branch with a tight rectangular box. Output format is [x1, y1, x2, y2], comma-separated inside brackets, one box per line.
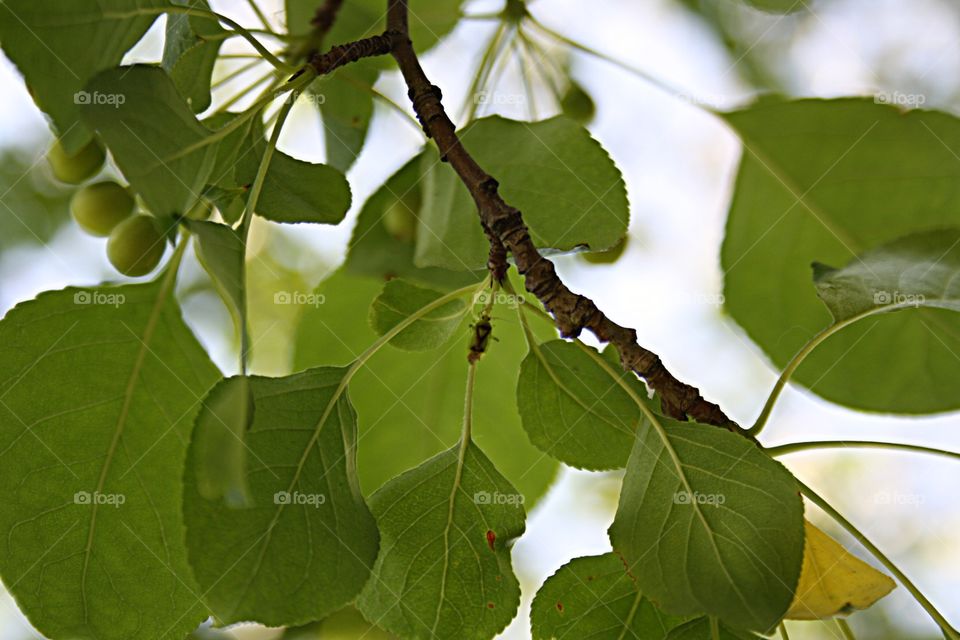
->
[384, 0, 737, 429]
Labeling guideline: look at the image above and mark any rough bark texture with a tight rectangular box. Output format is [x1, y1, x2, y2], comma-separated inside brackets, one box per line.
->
[383, 0, 737, 429]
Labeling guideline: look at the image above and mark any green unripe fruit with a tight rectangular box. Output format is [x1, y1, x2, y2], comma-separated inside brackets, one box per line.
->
[47, 138, 106, 184]
[561, 83, 596, 125]
[581, 235, 628, 264]
[107, 214, 167, 277]
[70, 181, 135, 237]
[382, 195, 419, 243]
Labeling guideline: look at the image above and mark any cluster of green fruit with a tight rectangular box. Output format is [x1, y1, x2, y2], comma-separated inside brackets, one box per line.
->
[49, 138, 167, 277]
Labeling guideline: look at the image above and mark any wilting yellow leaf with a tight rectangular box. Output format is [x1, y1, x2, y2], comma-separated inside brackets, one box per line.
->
[786, 521, 896, 620]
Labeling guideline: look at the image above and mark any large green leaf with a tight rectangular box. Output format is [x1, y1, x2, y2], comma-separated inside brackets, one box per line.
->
[722, 97, 960, 413]
[293, 270, 558, 504]
[183, 367, 379, 626]
[82, 65, 217, 218]
[813, 229, 960, 320]
[255, 151, 352, 224]
[344, 155, 485, 289]
[369, 280, 469, 351]
[517, 340, 647, 470]
[739, 0, 803, 13]
[417, 116, 630, 270]
[0, 279, 220, 639]
[0, 0, 165, 153]
[608, 420, 804, 632]
[530, 553, 686, 639]
[357, 441, 525, 639]
[163, 0, 225, 113]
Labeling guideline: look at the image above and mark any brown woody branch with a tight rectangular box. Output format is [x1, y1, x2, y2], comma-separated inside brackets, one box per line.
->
[384, 0, 737, 429]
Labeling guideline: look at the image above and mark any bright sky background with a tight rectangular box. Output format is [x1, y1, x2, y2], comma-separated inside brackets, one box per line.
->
[1, 0, 959, 638]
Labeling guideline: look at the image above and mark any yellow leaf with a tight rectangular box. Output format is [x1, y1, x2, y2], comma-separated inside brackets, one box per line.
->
[786, 521, 896, 620]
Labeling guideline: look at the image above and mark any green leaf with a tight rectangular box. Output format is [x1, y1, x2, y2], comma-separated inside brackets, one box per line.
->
[183, 367, 379, 627]
[255, 150, 352, 224]
[517, 340, 648, 470]
[813, 229, 960, 320]
[0, 279, 220, 639]
[189, 376, 253, 508]
[530, 553, 687, 640]
[82, 65, 216, 218]
[0, 0, 165, 153]
[608, 419, 805, 632]
[666, 617, 764, 640]
[370, 280, 469, 351]
[163, 0, 225, 113]
[357, 441, 525, 639]
[294, 270, 558, 504]
[314, 62, 379, 172]
[416, 116, 629, 270]
[185, 220, 245, 325]
[722, 97, 960, 413]
[283, 607, 398, 639]
[285, 0, 461, 53]
[344, 155, 485, 289]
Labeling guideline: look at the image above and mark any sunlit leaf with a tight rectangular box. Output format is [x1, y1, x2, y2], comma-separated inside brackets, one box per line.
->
[183, 367, 378, 626]
[517, 340, 648, 470]
[785, 521, 895, 620]
[82, 65, 217, 218]
[369, 279, 469, 351]
[357, 441, 524, 639]
[0, 0, 165, 152]
[294, 270, 559, 504]
[0, 280, 220, 639]
[722, 97, 960, 413]
[609, 419, 805, 632]
[417, 116, 629, 270]
[530, 553, 687, 639]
